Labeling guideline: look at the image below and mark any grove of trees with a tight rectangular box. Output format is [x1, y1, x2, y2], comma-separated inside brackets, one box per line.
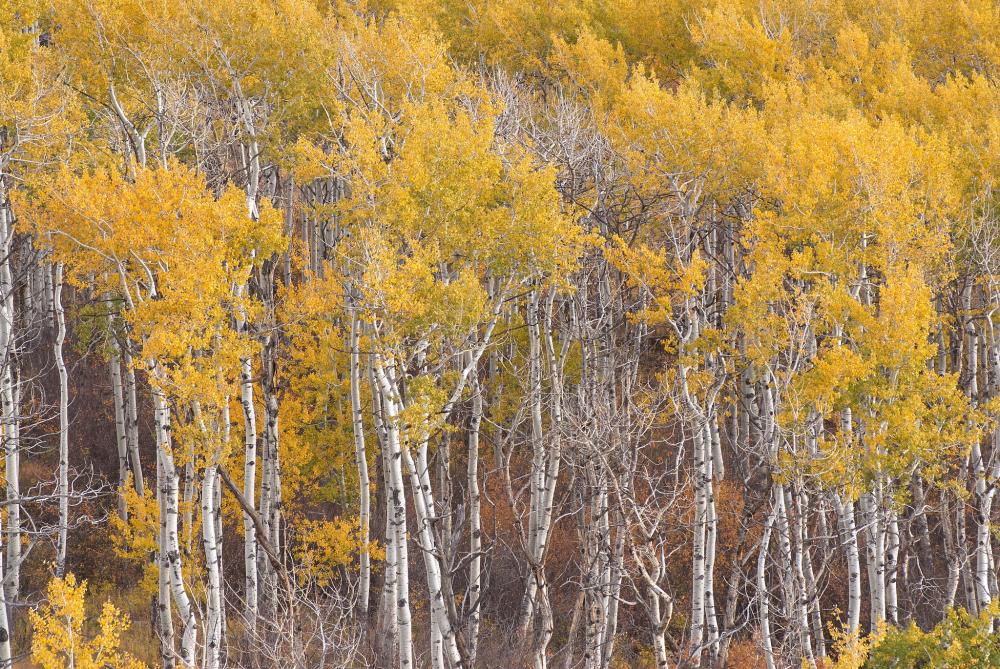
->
[5, 0, 1000, 666]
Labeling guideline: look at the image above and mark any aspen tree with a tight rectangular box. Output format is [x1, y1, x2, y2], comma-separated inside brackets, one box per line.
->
[53, 262, 69, 577]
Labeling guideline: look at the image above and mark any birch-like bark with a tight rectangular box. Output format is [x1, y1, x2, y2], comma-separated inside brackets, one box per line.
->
[1, 367, 17, 607]
[349, 313, 371, 616]
[156, 453, 176, 669]
[0, 531, 10, 668]
[109, 331, 129, 518]
[517, 290, 563, 659]
[123, 342, 144, 497]
[466, 352, 483, 664]
[0, 199, 18, 606]
[371, 366, 398, 665]
[787, 485, 814, 666]
[240, 354, 259, 619]
[758, 504, 777, 669]
[401, 431, 464, 668]
[703, 420, 720, 660]
[860, 489, 886, 628]
[202, 462, 223, 669]
[258, 331, 282, 613]
[152, 380, 196, 666]
[372, 355, 413, 669]
[687, 378, 709, 665]
[54, 262, 69, 578]
[834, 493, 862, 634]
[886, 507, 900, 625]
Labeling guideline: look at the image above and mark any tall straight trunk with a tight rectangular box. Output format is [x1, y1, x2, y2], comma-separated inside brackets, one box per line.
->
[517, 290, 563, 660]
[109, 334, 129, 518]
[758, 503, 777, 669]
[787, 485, 814, 666]
[152, 380, 196, 666]
[400, 430, 464, 668]
[0, 537, 9, 667]
[202, 462, 223, 669]
[371, 365, 398, 667]
[799, 489, 825, 658]
[0, 200, 18, 606]
[1, 367, 18, 606]
[376, 468, 399, 666]
[773, 483, 807, 662]
[216, 398, 228, 643]
[886, 507, 900, 624]
[974, 441, 993, 611]
[861, 489, 886, 629]
[466, 354, 483, 664]
[182, 446, 195, 556]
[157, 453, 176, 669]
[836, 407, 862, 633]
[0, 366, 22, 608]
[834, 494, 862, 633]
[258, 328, 282, 613]
[956, 478, 977, 613]
[942, 491, 961, 609]
[349, 313, 371, 616]
[372, 356, 413, 669]
[122, 342, 144, 496]
[703, 421, 720, 660]
[54, 263, 69, 578]
[688, 399, 709, 665]
[240, 355, 259, 619]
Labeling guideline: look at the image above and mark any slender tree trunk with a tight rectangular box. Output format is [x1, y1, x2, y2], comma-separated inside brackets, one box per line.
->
[466, 354, 483, 664]
[759, 504, 777, 669]
[373, 356, 414, 669]
[240, 355, 259, 620]
[689, 406, 709, 666]
[157, 453, 176, 669]
[152, 379, 196, 666]
[371, 364, 398, 667]
[886, 506, 900, 625]
[0, 199, 20, 607]
[1, 366, 18, 608]
[123, 342, 144, 497]
[349, 313, 371, 616]
[834, 493, 862, 634]
[54, 263, 69, 578]
[202, 462, 223, 669]
[110, 332, 130, 518]
[517, 290, 563, 664]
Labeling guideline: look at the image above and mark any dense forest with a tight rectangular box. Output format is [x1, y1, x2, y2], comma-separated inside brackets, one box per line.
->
[5, 0, 1000, 667]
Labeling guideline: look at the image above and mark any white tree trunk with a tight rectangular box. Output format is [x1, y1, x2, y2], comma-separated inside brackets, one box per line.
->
[860, 490, 886, 628]
[689, 402, 708, 666]
[758, 504, 776, 669]
[886, 506, 900, 624]
[156, 453, 176, 669]
[401, 433, 464, 668]
[202, 463, 223, 669]
[373, 356, 414, 669]
[109, 333, 129, 518]
[152, 380, 196, 666]
[518, 290, 563, 657]
[0, 200, 19, 604]
[54, 263, 69, 578]
[834, 493, 862, 633]
[240, 355, 259, 619]
[467, 355, 483, 664]
[349, 313, 371, 616]
[122, 343, 144, 497]
[0, 512, 12, 668]
[371, 366, 398, 663]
